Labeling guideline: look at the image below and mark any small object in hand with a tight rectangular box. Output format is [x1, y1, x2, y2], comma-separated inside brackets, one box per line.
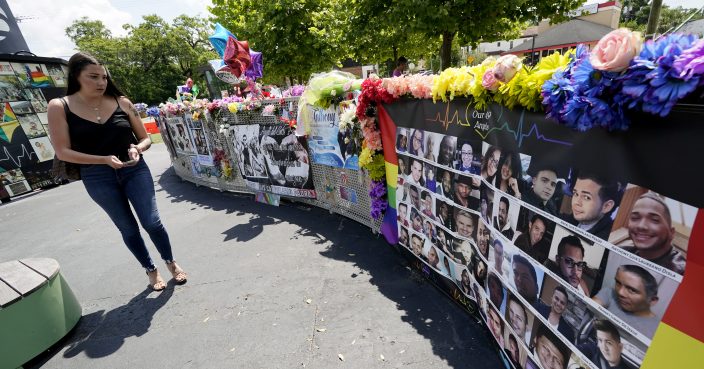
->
[123, 159, 138, 167]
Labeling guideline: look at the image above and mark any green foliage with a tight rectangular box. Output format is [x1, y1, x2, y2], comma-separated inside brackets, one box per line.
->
[66, 15, 216, 105]
[657, 6, 704, 34]
[210, 0, 346, 84]
[66, 17, 112, 43]
[620, 5, 703, 35]
[621, 0, 651, 24]
[347, 0, 585, 70]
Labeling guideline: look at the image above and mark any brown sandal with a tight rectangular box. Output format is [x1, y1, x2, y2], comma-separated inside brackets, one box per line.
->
[147, 268, 166, 291]
[166, 261, 188, 285]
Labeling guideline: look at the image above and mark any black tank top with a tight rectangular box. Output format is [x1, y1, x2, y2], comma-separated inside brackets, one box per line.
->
[62, 97, 137, 162]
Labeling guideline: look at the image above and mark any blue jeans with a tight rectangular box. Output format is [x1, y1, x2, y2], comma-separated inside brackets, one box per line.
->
[80, 159, 173, 270]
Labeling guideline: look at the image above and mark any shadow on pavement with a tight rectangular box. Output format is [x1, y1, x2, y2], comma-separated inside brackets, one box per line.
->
[25, 285, 174, 368]
[155, 168, 504, 368]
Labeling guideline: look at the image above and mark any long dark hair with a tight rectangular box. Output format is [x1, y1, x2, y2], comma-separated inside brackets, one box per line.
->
[66, 52, 125, 97]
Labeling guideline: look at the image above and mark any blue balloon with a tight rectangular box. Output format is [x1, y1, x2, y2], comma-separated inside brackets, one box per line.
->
[208, 23, 237, 58]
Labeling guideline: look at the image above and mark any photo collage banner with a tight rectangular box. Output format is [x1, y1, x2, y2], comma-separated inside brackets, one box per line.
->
[230, 124, 316, 198]
[163, 115, 221, 183]
[304, 101, 360, 170]
[385, 98, 701, 369]
[0, 59, 67, 197]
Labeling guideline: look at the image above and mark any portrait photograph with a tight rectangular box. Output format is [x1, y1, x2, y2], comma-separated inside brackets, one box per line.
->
[407, 128, 425, 158]
[455, 139, 481, 174]
[435, 134, 457, 169]
[492, 194, 520, 242]
[395, 127, 408, 153]
[435, 167, 455, 202]
[545, 225, 608, 297]
[558, 169, 625, 242]
[511, 205, 557, 265]
[537, 274, 581, 345]
[487, 271, 508, 312]
[608, 185, 696, 277]
[489, 235, 517, 281]
[591, 251, 678, 340]
[505, 291, 536, 348]
[574, 303, 647, 369]
[422, 131, 445, 163]
[503, 330, 528, 369]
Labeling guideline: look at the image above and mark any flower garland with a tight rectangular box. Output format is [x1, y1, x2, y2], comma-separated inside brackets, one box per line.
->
[542, 31, 702, 130]
[282, 84, 306, 97]
[356, 75, 397, 220]
[301, 71, 362, 109]
[421, 29, 703, 130]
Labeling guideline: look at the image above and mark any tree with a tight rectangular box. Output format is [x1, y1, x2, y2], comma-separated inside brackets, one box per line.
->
[621, 0, 650, 24]
[67, 15, 216, 104]
[621, 5, 704, 35]
[657, 6, 704, 33]
[65, 17, 112, 46]
[370, 0, 584, 70]
[334, 0, 438, 71]
[170, 15, 219, 78]
[210, 0, 347, 84]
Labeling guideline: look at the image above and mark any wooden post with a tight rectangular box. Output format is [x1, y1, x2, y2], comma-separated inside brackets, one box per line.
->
[646, 0, 664, 38]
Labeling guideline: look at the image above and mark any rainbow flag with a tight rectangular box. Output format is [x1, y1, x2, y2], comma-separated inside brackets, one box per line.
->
[3, 102, 16, 123]
[641, 209, 704, 369]
[30, 70, 52, 88]
[377, 105, 400, 244]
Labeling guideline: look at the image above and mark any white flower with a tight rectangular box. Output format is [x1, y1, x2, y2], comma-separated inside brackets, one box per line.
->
[330, 89, 337, 96]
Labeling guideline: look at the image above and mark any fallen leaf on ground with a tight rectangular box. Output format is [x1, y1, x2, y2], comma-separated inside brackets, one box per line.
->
[305, 299, 312, 304]
[203, 317, 210, 323]
[380, 354, 385, 361]
[338, 354, 345, 361]
[316, 328, 326, 332]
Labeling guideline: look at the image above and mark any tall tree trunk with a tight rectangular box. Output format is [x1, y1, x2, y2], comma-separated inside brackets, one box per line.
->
[440, 31, 454, 71]
[392, 45, 398, 63]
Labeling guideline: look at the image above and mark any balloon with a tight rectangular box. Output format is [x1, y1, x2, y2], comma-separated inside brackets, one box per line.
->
[208, 23, 237, 58]
[245, 50, 263, 80]
[214, 65, 241, 84]
[223, 36, 251, 78]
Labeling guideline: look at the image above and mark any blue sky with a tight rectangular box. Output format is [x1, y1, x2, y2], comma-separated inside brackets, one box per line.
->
[8, 0, 703, 60]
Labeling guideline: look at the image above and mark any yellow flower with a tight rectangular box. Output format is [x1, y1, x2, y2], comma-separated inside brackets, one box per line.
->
[359, 147, 373, 168]
[227, 103, 238, 113]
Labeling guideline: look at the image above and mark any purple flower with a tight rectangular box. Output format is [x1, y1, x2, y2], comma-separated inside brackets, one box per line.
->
[369, 180, 388, 219]
[542, 69, 573, 123]
[673, 39, 704, 81]
[146, 107, 161, 118]
[370, 198, 388, 219]
[615, 33, 701, 117]
[369, 180, 386, 198]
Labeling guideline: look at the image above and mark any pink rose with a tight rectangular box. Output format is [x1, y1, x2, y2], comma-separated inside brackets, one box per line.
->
[481, 69, 500, 92]
[590, 28, 642, 72]
[493, 55, 522, 83]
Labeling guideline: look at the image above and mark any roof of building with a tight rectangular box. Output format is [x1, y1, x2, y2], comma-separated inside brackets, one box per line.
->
[678, 19, 704, 36]
[507, 19, 614, 53]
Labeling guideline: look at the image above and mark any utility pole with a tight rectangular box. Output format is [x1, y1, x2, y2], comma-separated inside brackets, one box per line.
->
[646, 0, 663, 38]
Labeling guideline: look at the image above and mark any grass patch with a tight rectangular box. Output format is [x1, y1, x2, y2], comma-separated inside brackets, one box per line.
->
[149, 133, 163, 144]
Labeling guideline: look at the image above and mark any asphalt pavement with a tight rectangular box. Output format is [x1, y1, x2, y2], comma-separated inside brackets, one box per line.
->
[0, 143, 503, 369]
